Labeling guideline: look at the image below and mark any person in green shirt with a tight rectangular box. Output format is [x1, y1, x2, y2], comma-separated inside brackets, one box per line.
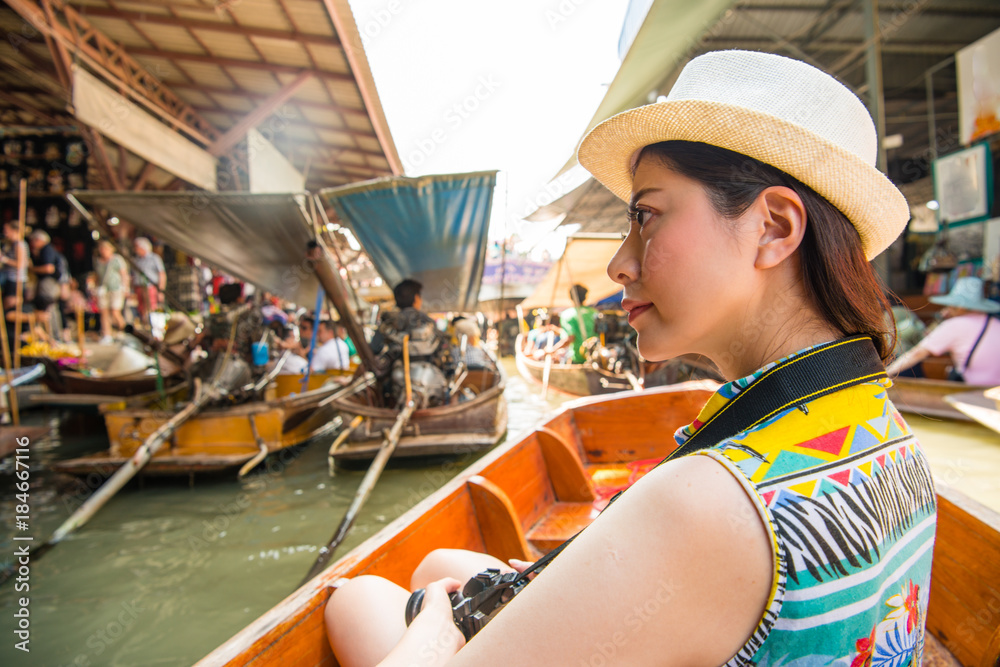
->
[560, 284, 598, 364]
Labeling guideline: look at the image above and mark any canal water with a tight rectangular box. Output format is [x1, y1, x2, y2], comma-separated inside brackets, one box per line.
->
[0, 359, 572, 667]
[1, 361, 999, 666]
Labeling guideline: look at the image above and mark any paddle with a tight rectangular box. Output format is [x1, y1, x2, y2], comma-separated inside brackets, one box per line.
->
[0, 377, 218, 585]
[300, 336, 416, 586]
[540, 330, 555, 399]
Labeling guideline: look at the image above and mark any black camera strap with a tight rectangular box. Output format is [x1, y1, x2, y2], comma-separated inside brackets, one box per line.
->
[516, 335, 886, 581]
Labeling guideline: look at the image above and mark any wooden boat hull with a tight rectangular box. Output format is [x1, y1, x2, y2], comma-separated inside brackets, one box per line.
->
[514, 333, 719, 396]
[197, 381, 998, 667]
[51, 386, 342, 477]
[887, 377, 990, 422]
[327, 368, 507, 461]
[271, 369, 355, 398]
[23, 354, 184, 398]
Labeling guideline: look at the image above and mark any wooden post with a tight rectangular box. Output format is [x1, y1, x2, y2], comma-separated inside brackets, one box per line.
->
[13, 179, 27, 370]
[0, 309, 19, 426]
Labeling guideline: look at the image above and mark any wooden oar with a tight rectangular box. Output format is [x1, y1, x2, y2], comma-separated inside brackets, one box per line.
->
[540, 330, 555, 399]
[300, 337, 415, 586]
[0, 378, 215, 585]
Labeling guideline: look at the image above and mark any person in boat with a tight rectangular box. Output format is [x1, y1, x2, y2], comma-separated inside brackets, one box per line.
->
[311, 318, 352, 372]
[195, 282, 264, 372]
[451, 316, 492, 370]
[324, 50, 937, 667]
[371, 278, 455, 408]
[886, 276, 1000, 385]
[560, 284, 598, 364]
[522, 312, 568, 362]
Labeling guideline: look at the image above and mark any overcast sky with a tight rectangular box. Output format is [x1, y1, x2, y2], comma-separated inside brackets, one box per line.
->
[347, 0, 630, 243]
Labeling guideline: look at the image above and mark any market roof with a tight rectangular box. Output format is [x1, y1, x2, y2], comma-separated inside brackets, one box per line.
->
[0, 0, 402, 192]
[555, 0, 1000, 185]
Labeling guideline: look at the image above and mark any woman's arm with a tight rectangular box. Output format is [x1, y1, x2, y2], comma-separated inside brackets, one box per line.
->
[447, 454, 773, 666]
[885, 346, 932, 377]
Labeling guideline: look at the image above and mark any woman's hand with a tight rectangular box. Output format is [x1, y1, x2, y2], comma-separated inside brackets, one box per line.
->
[379, 577, 465, 667]
[507, 559, 536, 579]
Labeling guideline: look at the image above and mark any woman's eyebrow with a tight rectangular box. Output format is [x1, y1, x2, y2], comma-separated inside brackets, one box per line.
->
[629, 187, 661, 208]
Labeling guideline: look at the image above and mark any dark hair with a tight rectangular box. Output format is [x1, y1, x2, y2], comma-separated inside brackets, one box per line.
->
[393, 279, 423, 308]
[317, 319, 336, 332]
[218, 283, 243, 306]
[298, 316, 314, 329]
[570, 284, 588, 305]
[635, 141, 894, 361]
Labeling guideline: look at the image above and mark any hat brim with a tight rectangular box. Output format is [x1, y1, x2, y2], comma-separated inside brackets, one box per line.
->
[577, 100, 910, 260]
[928, 294, 1000, 313]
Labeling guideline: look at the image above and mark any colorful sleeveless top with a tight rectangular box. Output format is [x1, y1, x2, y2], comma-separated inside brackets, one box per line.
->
[676, 344, 937, 666]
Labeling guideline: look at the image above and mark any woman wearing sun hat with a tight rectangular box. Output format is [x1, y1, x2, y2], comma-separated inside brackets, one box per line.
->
[887, 276, 1000, 385]
[324, 50, 937, 667]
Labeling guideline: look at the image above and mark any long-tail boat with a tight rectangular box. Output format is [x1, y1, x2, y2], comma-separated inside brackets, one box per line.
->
[195, 380, 997, 666]
[514, 331, 721, 396]
[887, 377, 991, 423]
[316, 172, 508, 463]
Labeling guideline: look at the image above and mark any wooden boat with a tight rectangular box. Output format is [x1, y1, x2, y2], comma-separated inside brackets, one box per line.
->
[196, 381, 999, 667]
[272, 368, 355, 398]
[886, 377, 991, 422]
[514, 332, 720, 396]
[944, 387, 1000, 436]
[325, 365, 507, 462]
[51, 382, 343, 477]
[23, 353, 185, 401]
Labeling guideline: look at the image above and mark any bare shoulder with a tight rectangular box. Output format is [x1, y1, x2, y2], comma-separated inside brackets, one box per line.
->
[452, 454, 774, 666]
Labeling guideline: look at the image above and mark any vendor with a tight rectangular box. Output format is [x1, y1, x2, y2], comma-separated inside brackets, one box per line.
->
[886, 276, 1000, 385]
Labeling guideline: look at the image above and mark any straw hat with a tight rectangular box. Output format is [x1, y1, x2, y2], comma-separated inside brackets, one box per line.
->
[577, 50, 910, 260]
[929, 277, 1000, 313]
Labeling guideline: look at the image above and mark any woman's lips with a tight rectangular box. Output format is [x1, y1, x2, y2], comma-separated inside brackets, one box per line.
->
[626, 303, 652, 325]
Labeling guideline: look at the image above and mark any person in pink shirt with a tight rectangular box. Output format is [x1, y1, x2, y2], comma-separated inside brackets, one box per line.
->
[887, 277, 1000, 385]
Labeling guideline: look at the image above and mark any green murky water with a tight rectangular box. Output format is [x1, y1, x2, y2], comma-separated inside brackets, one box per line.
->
[0, 360, 571, 667]
[1, 363, 997, 666]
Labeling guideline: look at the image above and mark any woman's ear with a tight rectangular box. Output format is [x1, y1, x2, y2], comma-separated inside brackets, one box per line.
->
[753, 186, 807, 270]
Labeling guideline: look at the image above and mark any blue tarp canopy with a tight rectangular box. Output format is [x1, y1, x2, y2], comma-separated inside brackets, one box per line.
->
[320, 171, 497, 313]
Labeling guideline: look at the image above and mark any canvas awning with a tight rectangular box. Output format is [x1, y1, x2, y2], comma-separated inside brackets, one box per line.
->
[68, 191, 320, 307]
[321, 171, 497, 313]
[519, 234, 623, 310]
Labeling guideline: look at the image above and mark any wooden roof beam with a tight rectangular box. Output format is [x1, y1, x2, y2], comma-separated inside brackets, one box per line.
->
[171, 81, 371, 121]
[4, 0, 222, 145]
[125, 47, 356, 82]
[0, 89, 62, 125]
[209, 70, 314, 156]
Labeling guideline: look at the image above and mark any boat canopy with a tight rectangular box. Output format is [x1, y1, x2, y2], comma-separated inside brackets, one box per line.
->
[68, 191, 319, 307]
[320, 171, 497, 313]
[519, 234, 623, 310]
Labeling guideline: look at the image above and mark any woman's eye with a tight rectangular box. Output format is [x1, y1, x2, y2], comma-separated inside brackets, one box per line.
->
[627, 207, 650, 228]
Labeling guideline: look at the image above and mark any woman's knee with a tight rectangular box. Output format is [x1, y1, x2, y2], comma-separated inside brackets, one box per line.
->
[325, 576, 409, 667]
[411, 548, 509, 591]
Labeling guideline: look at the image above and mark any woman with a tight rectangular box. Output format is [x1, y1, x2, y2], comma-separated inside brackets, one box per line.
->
[324, 51, 937, 666]
[886, 276, 999, 385]
[93, 240, 129, 343]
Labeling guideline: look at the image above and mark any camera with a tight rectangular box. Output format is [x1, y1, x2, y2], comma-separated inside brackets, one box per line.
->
[404, 568, 528, 641]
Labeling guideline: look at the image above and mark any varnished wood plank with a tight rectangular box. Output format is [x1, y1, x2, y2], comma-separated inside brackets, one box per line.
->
[526, 502, 597, 553]
[536, 428, 594, 502]
[467, 475, 532, 563]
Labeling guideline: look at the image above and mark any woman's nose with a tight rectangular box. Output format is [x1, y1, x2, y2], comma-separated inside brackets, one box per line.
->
[607, 234, 638, 286]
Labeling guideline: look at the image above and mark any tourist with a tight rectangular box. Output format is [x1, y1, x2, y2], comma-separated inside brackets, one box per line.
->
[324, 50, 937, 666]
[93, 240, 129, 343]
[0, 222, 27, 310]
[132, 237, 166, 324]
[311, 319, 351, 372]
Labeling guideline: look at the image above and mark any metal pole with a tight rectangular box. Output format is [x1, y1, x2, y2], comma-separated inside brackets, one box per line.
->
[863, 0, 887, 174]
[925, 69, 937, 162]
